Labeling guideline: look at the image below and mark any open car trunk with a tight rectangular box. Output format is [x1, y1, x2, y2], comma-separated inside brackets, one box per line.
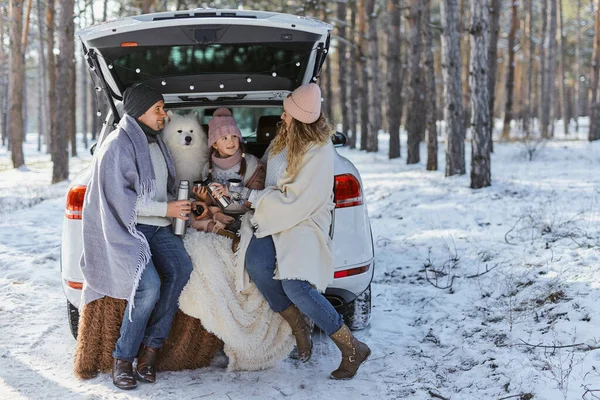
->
[78, 8, 331, 122]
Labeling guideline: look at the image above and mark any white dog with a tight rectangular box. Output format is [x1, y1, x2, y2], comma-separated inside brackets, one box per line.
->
[162, 110, 209, 187]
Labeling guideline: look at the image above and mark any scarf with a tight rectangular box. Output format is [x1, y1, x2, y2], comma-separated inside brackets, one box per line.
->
[80, 114, 177, 320]
[212, 149, 242, 170]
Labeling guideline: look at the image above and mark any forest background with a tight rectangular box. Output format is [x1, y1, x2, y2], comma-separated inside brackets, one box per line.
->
[0, 0, 597, 188]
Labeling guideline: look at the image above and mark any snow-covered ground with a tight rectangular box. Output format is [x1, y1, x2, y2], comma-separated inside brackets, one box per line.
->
[2, 129, 600, 400]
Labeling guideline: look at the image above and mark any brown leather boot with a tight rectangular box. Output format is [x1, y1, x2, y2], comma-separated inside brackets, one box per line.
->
[112, 358, 137, 390]
[216, 228, 240, 252]
[279, 305, 313, 362]
[135, 344, 159, 383]
[329, 324, 371, 380]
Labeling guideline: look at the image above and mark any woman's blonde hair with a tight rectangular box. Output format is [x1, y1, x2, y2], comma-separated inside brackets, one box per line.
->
[269, 113, 333, 178]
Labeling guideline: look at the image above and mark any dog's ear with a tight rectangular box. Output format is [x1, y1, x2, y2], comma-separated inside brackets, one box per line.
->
[192, 110, 199, 118]
[167, 110, 174, 118]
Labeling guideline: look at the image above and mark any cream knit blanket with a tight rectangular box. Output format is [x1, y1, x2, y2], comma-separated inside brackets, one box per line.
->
[178, 230, 294, 371]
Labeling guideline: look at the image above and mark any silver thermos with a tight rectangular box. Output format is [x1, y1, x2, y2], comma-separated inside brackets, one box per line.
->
[172, 180, 189, 236]
[202, 178, 231, 209]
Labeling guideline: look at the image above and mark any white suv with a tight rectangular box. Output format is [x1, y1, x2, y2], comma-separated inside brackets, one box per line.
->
[61, 8, 374, 339]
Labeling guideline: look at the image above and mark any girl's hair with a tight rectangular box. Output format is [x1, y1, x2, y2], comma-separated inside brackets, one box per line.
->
[269, 113, 333, 178]
[207, 141, 247, 180]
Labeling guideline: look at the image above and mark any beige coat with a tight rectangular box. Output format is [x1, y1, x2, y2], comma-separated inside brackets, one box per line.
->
[252, 140, 336, 292]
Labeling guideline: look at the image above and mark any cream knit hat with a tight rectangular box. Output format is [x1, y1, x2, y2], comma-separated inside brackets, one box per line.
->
[283, 83, 322, 124]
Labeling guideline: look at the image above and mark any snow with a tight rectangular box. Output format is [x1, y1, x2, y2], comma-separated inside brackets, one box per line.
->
[2, 128, 600, 399]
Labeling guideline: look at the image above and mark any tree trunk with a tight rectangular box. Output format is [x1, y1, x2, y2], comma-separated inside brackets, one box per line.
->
[387, 0, 402, 159]
[358, 0, 369, 150]
[501, 0, 518, 140]
[365, 0, 380, 152]
[406, 0, 423, 163]
[557, 0, 568, 135]
[544, 0, 557, 138]
[52, 0, 73, 183]
[523, 0, 534, 135]
[349, 0, 358, 148]
[441, 0, 465, 176]
[460, 0, 470, 135]
[36, 0, 46, 152]
[320, 7, 333, 120]
[470, 0, 491, 188]
[337, 0, 349, 137]
[46, 0, 56, 158]
[575, 0, 581, 132]
[0, 5, 6, 148]
[539, 0, 548, 136]
[590, 0, 600, 141]
[423, 0, 438, 171]
[9, 0, 25, 168]
[487, 0, 501, 140]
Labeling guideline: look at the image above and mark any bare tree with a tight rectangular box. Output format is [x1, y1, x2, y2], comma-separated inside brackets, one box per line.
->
[487, 0, 502, 139]
[8, 0, 25, 167]
[590, 0, 600, 141]
[539, 0, 548, 134]
[460, 0, 470, 133]
[441, 0, 465, 176]
[52, 0, 74, 183]
[523, 0, 534, 134]
[406, 0, 423, 164]
[349, 0, 358, 148]
[337, 0, 349, 137]
[358, 0, 369, 150]
[501, 0, 518, 140]
[470, 0, 491, 188]
[46, 0, 56, 158]
[422, 0, 437, 170]
[540, 0, 557, 138]
[387, 0, 402, 159]
[557, 0, 568, 135]
[575, 0, 581, 133]
[366, 0, 380, 152]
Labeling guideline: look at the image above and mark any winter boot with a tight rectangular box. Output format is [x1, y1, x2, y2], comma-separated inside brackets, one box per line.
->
[216, 228, 240, 252]
[135, 344, 159, 383]
[329, 324, 371, 380]
[112, 358, 137, 390]
[279, 305, 313, 362]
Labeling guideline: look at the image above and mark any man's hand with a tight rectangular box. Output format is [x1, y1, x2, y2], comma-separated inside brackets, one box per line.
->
[166, 200, 191, 220]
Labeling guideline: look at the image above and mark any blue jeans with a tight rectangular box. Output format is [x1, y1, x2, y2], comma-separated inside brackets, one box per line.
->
[245, 234, 344, 336]
[113, 224, 193, 362]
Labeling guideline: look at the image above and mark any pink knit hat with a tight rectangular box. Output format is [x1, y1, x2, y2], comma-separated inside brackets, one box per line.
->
[283, 83, 322, 124]
[208, 108, 242, 147]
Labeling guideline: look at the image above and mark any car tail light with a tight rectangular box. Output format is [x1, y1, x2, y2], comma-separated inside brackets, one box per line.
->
[334, 174, 363, 208]
[65, 280, 83, 290]
[120, 41, 138, 47]
[66, 185, 86, 220]
[333, 264, 370, 279]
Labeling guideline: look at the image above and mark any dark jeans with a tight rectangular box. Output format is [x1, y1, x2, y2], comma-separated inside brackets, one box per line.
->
[245, 234, 343, 336]
[113, 224, 193, 362]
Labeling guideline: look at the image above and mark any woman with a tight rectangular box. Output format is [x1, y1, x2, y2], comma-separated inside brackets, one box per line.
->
[243, 83, 371, 380]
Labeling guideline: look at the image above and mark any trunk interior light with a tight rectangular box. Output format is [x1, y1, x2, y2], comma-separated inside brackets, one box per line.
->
[66, 185, 87, 220]
[120, 41, 139, 47]
[334, 174, 363, 208]
[334, 264, 370, 279]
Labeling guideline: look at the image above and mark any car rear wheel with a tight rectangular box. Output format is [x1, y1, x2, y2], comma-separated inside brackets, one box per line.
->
[67, 301, 79, 340]
[343, 285, 371, 330]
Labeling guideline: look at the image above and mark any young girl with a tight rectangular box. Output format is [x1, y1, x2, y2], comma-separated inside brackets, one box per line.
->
[191, 108, 265, 250]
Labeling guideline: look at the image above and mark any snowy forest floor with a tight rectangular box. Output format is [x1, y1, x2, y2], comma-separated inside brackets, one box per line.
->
[1, 127, 600, 400]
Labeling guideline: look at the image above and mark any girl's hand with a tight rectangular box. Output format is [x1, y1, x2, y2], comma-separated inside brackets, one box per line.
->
[192, 185, 208, 202]
[209, 183, 230, 199]
[166, 200, 191, 220]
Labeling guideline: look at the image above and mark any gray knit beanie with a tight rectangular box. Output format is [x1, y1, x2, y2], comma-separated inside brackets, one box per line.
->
[123, 83, 164, 119]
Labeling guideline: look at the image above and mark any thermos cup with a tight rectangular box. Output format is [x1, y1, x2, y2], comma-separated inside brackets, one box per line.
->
[172, 180, 189, 236]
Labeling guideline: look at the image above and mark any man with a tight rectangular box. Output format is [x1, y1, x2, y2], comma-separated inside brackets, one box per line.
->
[80, 83, 193, 390]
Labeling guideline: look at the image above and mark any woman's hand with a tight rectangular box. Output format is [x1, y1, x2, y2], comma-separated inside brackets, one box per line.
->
[166, 199, 192, 220]
[192, 185, 208, 202]
[209, 183, 230, 199]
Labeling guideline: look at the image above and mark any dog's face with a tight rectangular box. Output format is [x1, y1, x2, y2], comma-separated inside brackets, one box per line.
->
[163, 110, 207, 150]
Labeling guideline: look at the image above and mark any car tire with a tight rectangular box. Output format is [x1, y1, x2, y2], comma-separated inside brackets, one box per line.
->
[67, 301, 79, 340]
[344, 284, 371, 331]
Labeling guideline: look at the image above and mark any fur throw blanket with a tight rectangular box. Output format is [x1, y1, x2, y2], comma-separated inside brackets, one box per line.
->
[73, 297, 222, 379]
[179, 230, 295, 371]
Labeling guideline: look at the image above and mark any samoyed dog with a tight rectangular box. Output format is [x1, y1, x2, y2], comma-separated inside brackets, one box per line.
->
[162, 110, 209, 186]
